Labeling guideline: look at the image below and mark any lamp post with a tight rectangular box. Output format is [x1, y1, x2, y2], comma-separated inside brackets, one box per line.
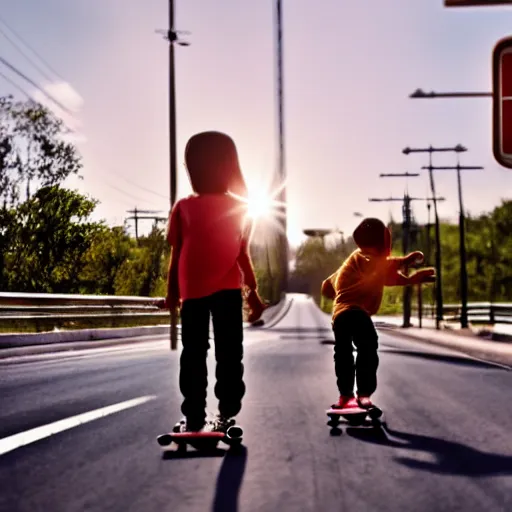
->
[410, 89, 492, 99]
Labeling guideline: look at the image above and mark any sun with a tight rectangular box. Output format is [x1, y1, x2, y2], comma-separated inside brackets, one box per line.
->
[246, 188, 273, 219]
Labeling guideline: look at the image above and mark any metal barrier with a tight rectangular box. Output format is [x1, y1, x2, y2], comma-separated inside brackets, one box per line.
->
[416, 302, 512, 325]
[0, 292, 168, 333]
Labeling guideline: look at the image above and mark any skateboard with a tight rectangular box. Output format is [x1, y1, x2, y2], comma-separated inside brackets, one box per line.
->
[157, 420, 243, 452]
[326, 404, 383, 428]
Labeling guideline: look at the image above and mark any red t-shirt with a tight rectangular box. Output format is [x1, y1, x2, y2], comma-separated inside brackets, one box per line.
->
[167, 193, 249, 300]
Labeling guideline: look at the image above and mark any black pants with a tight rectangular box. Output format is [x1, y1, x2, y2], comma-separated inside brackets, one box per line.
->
[332, 308, 379, 397]
[179, 289, 245, 427]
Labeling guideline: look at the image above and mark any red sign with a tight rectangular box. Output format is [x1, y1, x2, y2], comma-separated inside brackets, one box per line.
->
[446, 1, 512, 6]
[493, 36, 512, 168]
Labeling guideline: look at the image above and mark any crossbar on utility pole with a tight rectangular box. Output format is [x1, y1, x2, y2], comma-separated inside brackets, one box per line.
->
[369, 194, 445, 328]
[421, 163, 483, 328]
[403, 144, 466, 329]
[378, 173, 420, 328]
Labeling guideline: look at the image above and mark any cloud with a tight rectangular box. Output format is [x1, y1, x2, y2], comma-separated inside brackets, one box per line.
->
[32, 81, 86, 143]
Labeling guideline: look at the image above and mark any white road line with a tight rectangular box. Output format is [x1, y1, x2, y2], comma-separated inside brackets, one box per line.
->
[0, 395, 156, 456]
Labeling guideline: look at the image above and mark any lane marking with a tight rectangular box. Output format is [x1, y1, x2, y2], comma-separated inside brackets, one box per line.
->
[0, 395, 156, 456]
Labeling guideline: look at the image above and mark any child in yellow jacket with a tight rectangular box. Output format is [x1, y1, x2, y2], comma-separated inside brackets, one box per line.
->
[321, 217, 435, 410]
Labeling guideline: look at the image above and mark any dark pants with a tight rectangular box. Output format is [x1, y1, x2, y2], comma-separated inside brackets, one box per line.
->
[332, 308, 379, 397]
[179, 289, 245, 428]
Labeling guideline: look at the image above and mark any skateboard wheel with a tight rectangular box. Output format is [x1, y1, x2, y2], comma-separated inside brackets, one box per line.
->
[157, 434, 173, 447]
[368, 407, 383, 420]
[226, 425, 243, 439]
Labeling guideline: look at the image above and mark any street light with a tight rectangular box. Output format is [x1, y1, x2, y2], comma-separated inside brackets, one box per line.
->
[410, 88, 492, 99]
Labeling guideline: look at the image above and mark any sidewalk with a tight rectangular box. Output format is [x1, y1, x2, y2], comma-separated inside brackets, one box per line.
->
[375, 315, 512, 368]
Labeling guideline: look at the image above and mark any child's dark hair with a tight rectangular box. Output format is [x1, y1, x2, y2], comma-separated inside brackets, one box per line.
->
[353, 218, 391, 256]
[185, 131, 246, 195]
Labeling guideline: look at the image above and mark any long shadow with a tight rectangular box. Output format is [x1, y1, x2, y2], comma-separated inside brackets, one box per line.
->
[346, 424, 512, 477]
[212, 445, 248, 512]
[379, 347, 506, 370]
[162, 447, 226, 460]
[320, 339, 504, 371]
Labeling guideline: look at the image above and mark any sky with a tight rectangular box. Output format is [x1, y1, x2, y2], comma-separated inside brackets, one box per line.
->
[1, 0, 512, 247]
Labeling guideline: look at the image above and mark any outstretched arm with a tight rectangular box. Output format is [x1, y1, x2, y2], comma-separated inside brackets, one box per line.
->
[386, 267, 436, 287]
[388, 251, 425, 273]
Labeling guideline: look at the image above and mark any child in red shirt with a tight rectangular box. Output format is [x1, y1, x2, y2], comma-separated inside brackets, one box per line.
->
[164, 131, 265, 432]
[321, 218, 435, 410]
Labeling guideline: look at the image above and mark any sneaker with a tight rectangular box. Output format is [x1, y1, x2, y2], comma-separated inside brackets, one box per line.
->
[357, 396, 373, 409]
[332, 395, 358, 409]
[212, 414, 236, 433]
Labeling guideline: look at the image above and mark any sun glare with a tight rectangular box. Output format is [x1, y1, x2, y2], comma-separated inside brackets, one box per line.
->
[246, 189, 273, 219]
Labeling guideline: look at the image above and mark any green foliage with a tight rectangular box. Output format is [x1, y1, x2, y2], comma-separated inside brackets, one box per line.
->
[0, 96, 81, 207]
[3, 186, 101, 292]
[3, 94, 512, 316]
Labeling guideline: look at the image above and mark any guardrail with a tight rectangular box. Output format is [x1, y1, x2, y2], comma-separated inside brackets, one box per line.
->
[0, 292, 169, 333]
[416, 302, 512, 325]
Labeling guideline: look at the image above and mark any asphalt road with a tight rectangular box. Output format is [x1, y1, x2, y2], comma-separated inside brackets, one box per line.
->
[1, 294, 511, 512]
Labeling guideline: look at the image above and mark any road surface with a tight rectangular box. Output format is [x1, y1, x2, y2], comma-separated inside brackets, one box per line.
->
[1, 294, 511, 511]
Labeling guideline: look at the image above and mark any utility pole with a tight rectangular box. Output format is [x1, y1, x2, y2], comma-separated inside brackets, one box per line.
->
[157, 1, 189, 350]
[421, 160, 483, 328]
[369, 194, 445, 328]
[126, 209, 165, 242]
[379, 173, 420, 328]
[402, 144, 466, 329]
[275, 0, 288, 298]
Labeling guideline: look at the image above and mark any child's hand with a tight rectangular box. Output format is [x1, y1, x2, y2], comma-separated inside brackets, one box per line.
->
[411, 267, 436, 284]
[246, 289, 267, 323]
[155, 295, 180, 310]
[154, 298, 167, 309]
[406, 251, 425, 266]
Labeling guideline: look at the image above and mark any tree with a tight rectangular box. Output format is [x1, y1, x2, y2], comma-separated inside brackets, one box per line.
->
[113, 226, 168, 297]
[80, 225, 135, 295]
[3, 186, 101, 293]
[0, 96, 81, 206]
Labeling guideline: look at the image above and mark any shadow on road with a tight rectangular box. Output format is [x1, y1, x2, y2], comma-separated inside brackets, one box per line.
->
[320, 339, 505, 371]
[162, 447, 226, 460]
[212, 445, 248, 512]
[346, 425, 512, 476]
[379, 347, 506, 370]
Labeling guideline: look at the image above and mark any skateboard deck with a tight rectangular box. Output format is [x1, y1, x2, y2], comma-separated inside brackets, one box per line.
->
[326, 405, 383, 427]
[157, 420, 243, 451]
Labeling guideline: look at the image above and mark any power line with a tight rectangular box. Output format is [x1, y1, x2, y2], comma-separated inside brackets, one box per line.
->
[0, 56, 75, 116]
[0, 69, 37, 101]
[108, 170, 170, 201]
[0, 14, 66, 82]
[0, 23, 54, 83]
